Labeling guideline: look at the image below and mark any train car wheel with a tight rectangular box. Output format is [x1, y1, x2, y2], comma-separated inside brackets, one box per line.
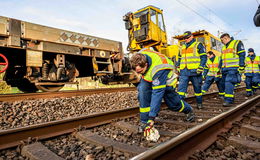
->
[36, 85, 64, 92]
[0, 53, 8, 73]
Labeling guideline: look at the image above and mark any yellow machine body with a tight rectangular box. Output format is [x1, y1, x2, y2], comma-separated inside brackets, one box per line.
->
[173, 30, 222, 56]
[123, 5, 179, 60]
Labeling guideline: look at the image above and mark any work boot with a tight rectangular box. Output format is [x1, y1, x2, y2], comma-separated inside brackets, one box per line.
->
[197, 103, 203, 109]
[219, 96, 224, 100]
[223, 101, 232, 107]
[138, 123, 146, 133]
[186, 109, 195, 122]
[246, 93, 252, 97]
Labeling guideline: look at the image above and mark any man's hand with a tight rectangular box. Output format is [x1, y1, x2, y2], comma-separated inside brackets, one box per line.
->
[196, 66, 204, 74]
[143, 120, 154, 137]
[238, 66, 245, 74]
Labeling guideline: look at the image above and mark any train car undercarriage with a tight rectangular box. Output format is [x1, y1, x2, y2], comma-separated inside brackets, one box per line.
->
[0, 16, 134, 92]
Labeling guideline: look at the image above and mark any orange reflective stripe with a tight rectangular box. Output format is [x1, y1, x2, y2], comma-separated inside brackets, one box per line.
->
[185, 48, 194, 53]
[208, 64, 218, 68]
[142, 75, 152, 82]
[156, 52, 168, 64]
[144, 49, 168, 64]
[222, 48, 234, 54]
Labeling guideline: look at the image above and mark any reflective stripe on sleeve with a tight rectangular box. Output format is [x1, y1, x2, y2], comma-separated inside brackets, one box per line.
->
[237, 50, 245, 54]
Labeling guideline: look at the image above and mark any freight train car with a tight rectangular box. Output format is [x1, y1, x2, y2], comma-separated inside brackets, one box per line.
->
[0, 16, 132, 92]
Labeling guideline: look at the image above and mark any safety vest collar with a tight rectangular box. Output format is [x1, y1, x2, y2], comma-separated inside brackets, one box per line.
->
[140, 50, 175, 82]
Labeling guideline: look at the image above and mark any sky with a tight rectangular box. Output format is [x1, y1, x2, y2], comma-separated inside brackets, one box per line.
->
[0, 0, 259, 55]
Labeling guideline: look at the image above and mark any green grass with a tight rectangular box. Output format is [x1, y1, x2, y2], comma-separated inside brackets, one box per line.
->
[0, 72, 132, 93]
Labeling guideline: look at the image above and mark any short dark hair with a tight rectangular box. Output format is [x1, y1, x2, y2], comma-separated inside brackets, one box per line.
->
[130, 53, 147, 70]
[207, 51, 214, 55]
[220, 33, 230, 39]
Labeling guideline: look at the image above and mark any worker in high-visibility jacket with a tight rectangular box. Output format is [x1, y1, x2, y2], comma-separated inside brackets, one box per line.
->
[130, 49, 195, 138]
[177, 31, 207, 109]
[219, 33, 246, 107]
[244, 48, 260, 96]
[202, 51, 224, 98]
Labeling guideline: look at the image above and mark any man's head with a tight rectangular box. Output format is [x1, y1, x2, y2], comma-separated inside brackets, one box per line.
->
[220, 33, 231, 45]
[183, 31, 193, 43]
[248, 48, 255, 55]
[207, 51, 215, 58]
[130, 53, 148, 74]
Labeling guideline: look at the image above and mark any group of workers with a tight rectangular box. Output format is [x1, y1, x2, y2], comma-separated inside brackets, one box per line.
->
[130, 31, 260, 140]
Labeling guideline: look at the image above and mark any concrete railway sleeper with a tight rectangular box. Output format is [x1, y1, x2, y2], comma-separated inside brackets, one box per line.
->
[0, 87, 259, 159]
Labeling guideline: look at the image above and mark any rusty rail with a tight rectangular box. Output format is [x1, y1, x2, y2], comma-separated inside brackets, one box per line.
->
[132, 95, 260, 160]
[0, 87, 136, 102]
[0, 107, 138, 150]
[0, 87, 246, 151]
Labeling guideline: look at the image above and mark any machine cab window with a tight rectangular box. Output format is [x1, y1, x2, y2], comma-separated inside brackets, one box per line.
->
[150, 9, 156, 24]
[211, 37, 222, 52]
[158, 13, 165, 32]
[134, 10, 148, 18]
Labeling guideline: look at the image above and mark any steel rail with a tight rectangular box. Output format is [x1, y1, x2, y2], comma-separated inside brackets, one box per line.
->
[0, 87, 246, 151]
[131, 95, 260, 160]
[0, 87, 136, 102]
[0, 107, 139, 150]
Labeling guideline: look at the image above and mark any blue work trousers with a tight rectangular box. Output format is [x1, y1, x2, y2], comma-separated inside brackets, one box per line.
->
[222, 70, 240, 103]
[137, 79, 192, 123]
[245, 73, 260, 95]
[202, 76, 224, 96]
[178, 75, 203, 104]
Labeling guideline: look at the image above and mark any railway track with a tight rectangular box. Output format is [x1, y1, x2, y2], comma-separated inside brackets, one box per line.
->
[0, 82, 212, 102]
[0, 87, 259, 159]
[0, 87, 136, 102]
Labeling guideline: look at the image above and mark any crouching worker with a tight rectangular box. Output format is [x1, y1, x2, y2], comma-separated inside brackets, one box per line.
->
[130, 49, 195, 141]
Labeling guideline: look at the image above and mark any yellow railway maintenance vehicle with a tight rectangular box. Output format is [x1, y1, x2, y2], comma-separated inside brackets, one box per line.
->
[173, 30, 222, 56]
[123, 5, 179, 60]
[123, 6, 222, 62]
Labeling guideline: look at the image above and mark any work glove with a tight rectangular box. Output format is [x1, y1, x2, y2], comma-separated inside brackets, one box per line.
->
[216, 71, 222, 78]
[143, 119, 155, 137]
[196, 66, 204, 74]
[238, 66, 245, 74]
[176, 66, 180, 73]
[202, 75, 206, 81]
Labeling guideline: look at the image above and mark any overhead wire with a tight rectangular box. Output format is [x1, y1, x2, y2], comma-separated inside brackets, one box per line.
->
[195, 0, 233, 26]
[175, 0, 226, 32]
[195, 0, 243, 36]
